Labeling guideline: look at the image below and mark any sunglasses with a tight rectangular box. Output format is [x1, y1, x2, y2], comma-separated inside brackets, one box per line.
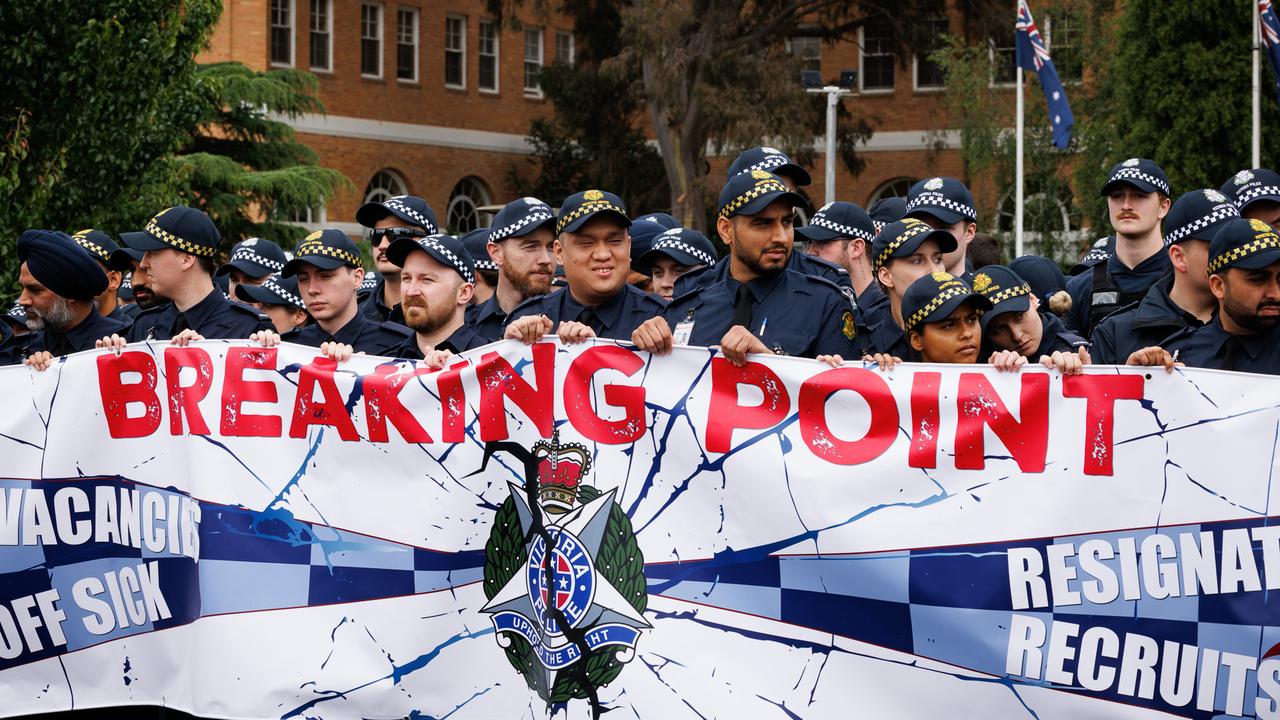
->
[369, 227, 425, 243]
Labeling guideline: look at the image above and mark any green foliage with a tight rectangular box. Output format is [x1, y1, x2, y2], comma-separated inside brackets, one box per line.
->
[0, 0, 223, 297]
[1077, 0, 1280, 232]
[512, 62, 671, 215]
[172, 62, 352, 251]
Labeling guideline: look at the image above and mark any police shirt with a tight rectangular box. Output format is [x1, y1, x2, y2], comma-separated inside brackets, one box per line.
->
[508, 284, 666, 342]
[674, 251, 853, 297]
[1163, 317, 1280, 375]
[389, 324, 488, 360]
[357, 276, 405, 324]
[107, 304, 139, 323]
[1089, 276, 1204, 364]
[464, 295, 509, 343]
[859, 301, 920, 361]
[1064, 249, 1172, 335]
[662, 268, 858, 359]
[285, 312, 411, 356]
[126, 288, 273, 342]
[1, 310, 129, 365]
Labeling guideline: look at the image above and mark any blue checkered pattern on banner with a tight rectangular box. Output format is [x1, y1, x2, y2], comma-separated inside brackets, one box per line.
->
[0, 476, 485, 673]
[645, 521, 1280, 719]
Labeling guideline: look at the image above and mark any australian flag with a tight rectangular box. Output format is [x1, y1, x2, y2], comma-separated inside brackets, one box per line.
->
[1015, 0, 1074, 149]
[1262, 1, 1280, 104]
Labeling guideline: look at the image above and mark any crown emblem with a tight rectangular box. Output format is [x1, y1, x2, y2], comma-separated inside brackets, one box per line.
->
[972, 273, 992, 293]
[750, 169, 773, 180]
[532, 431, 592, 514]
[1122, 158, 1140, 167]
[582, 189, 604, 201]
[1236, 170, 1255, 185]
[1250, 218, 1273, 233]
[924, 177, 945, 191]
[1206, 189, 1229, 204]
[931, 271, 954, 282]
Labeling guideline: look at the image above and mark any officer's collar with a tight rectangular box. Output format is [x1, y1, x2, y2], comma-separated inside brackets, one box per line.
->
[726, 267, 787, 302]
[1107, 246, 1170, 275]
[473, 294, 508, 323]
[439, 323, 483, 353]
[1211, 314, 1279, 359]
[562, 284, 628, 331]
[179, 288, 228, 330]
[325, 311, 371, 345]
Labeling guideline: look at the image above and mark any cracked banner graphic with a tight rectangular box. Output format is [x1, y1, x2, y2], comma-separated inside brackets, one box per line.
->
[1, 338, 1280, 719]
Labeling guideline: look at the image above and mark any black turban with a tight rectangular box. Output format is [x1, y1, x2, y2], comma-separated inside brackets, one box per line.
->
[17, 229, 108, 301]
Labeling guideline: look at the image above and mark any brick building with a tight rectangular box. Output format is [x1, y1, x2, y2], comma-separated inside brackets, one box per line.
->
[201, 1, 1082, 244]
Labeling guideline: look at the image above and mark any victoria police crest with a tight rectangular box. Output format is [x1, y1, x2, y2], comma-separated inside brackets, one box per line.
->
[479, 431, 648, 708]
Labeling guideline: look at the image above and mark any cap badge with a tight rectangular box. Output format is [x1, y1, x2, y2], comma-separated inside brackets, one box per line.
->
[931, 271, 953, 282]
[972, 273, 992, 293]
[1123, 158, 1140, 167]
[762, 146, 782, 155]
[583, 189, 604, 201]
[305, 230, 324, 241]
[924, 177, 945, 191]
[1236, 170, 1255, 185]
[750, 169, 773, 180]
[1250, 218, 1272, 233]
[1206, 189, 1229, 204]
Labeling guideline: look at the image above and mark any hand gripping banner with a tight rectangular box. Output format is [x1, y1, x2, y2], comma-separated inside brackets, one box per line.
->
[1, 338, 1279, 719]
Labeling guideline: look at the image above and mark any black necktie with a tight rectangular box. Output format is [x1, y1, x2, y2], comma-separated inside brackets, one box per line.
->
[732, 284, 753, 329]
[1223, 335, 1244, 371]
[173, 312, 189, 335]
[577, 307, 597, 328]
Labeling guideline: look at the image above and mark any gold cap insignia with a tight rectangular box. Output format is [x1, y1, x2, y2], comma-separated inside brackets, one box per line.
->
[583, 189, 604, 201]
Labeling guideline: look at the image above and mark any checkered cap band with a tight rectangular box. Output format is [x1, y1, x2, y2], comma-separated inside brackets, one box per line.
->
[905, 284, 980, 333]
[652, 236, 715, 266]
[1107, 168, 1171, 196]
[1208, 235, 1280, 274]
[985, 282, 1031, 306]
[489, 207, 554, 242]
[1234, 185, 1280, 208]
[719, 178, 791, 218]
[144, 217, 217, 257]
[1165, 204, 1240, 245]
[296, 240, 361, 267]
[874, 221, 934, 269]
[384, 198, 438, 233]
[873, 220, 887, 235]
[417, 236, 475, 285]
[261, 276, 303, 307]
[808, 214, 875, 243]
[905, 191, 976, 222]
[230, 247, 285, 272]
[71, 232, 110, 262]
[737, 155, 789, 176]
[556, 201, 628, 235]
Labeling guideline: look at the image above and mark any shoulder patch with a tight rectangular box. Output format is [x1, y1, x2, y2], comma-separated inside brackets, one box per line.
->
[841, 310, 857, 340]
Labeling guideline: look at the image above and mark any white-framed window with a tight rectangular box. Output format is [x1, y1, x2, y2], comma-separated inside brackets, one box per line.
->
[787, 35, 821, 75]
[447, 177, 491, 233]
[989, 26, 1016, 87]
[523, 27, 544, 95]
[912, 2, 948, 90]
[868, 177, 917, 205]
[555, 31, 574, 65]
[479, 20, 499, 92]
[445, 16, 466, 88]
[858, 18, 895, 92]
[361, 3, 382, 78]
[1046, 15, 1083, 84]
[396, 7, 418, 82]
[270, 0, 294, 67]
[308, 0, 332, 71]
[284, 204, 328, 232]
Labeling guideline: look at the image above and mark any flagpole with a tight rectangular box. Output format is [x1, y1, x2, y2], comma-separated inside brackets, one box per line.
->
[1015, 64, 1025, 258]
[1255, 0, 1262, 168]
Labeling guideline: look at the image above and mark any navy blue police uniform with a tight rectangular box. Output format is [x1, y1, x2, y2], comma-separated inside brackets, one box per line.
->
[281, 229, 411, 355]
[508, 190, 666, 341]
[355, 194, 439, 323]
[972, 265, 1087, 361]
[123, 207, 273, 342]
[1064, 158, 1174, 335]
[384, 233, 489, 358]
[464, 197, 559, 342]
[660, 170, 857, 359]
[1089, 189, 1237, 364]
[859, 218, 959, 360]
[1162, 217, 1280, 373]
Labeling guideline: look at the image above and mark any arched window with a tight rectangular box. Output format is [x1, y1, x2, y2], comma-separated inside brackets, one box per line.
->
[364, 169, 408, 205]
[447, 177, 491, 233]
[868, 177, 918, 205]
[996, 190, 1082, 264]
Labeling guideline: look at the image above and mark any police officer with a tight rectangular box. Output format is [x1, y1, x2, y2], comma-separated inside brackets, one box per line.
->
[356, 194, 439, 322]
[460, 228, 497, 306]
[860, 218, 956, 360]
[385, 233, 487, 358]
[898, 271, 1047, 372]
[797, 201, 880, 332]
[1220, 168, 1280, 226]
[1064, 158, 1173, 336]
[727, 146, 812, 191]
[465, 197, 558, 342]
[1008, 255, 1072, 316]
[973, 265, 1088, 368]
[631, 170, 858, 364]
[633, 227, 717, 301]
[9, 230, 131, 370]
[70, 229, 135, 322]
[869, 196, 907, 235]
[1089, 189, 1233, 364]
[216, 238, 289, 298]
[904, 177, 979, 280]
[1070, 236, 1115, 277]
[99, 207, 273, 348]
[281, 229, 410, 355]
[626, 216, 670, 293]
[1155, 218, 1280, 373]
[506, 189, 665, 343]
[235, 273, 309, 334]
[108, 242, 166, 310]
